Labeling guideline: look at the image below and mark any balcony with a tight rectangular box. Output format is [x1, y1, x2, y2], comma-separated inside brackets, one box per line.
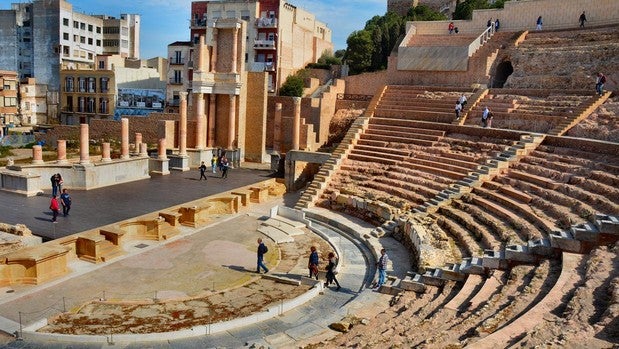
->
[191, 18, 207, 29]
[169, 78, 183, 85]
[256, 17, 277, 28]
[249, 62, 275, 72]
[254, 39, 276, 50]
[170, 58, 185, 65]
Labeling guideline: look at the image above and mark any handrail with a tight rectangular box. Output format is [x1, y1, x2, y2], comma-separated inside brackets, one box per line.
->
[468, 25, 495, 57]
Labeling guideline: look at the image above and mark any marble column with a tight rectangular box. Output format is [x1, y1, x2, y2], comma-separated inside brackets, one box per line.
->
[273, 103, 282, 152]
[198, 35, 207, 72]
[121, 118, 130, 159]
[228, 94, 236, 149]
[102, 142, 112, 162]
[210, 29, 218, 73]
[158, 138, 167, 159]
[179, 92, 188, 156]
[32, 145, 43, 164]
[292, 97, 301, 150]
[231, 27, 238, 74]
[207, 94, 216, 147]
[57, 140, 67, 164]
[195, 93, 205, 149]
[80, 123, 90, 164]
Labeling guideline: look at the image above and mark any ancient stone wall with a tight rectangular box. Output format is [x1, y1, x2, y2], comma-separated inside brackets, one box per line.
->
[343, 71, 387, 95]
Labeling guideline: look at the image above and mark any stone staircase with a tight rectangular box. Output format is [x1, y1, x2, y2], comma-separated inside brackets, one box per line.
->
[294, 87, 387, 210]
[413, 133, 546, 214]
[452, 88, 489, 125]
[548, 91, 612, 136]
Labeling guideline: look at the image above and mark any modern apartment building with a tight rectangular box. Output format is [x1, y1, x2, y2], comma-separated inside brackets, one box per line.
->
[19, 78, 51, 126]
[166, 0, 332, 108]
[0, 0, 140, 92]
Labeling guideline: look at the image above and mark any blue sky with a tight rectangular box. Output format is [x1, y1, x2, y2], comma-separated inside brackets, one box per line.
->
[64, 0, 387, 58]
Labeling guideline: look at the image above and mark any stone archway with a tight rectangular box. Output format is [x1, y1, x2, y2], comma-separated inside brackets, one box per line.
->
[492, 61, 514, 88]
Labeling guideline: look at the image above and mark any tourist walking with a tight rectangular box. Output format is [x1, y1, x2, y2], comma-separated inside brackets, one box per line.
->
[256, 238, 269, 274]
[60, 189, 71, 217]
[459, 94, 468, 108]
[579, 11, 587, 27]
[211, 155, 218, 173]
[536, 16, 543, 31]
[596, 72, 606, 96]
[448, 22, 455, 34]
[199, 161, 208, 180]
[455, 101, 462, 121]
[481, 106, 492, 128]
[375, 249, 389, 288]
[221, 156, 230, 179]
[494, 18, 500, 32]
[49, 195, 60, 223]
[325, 252, 341, 291]
[487, 18, 493, 29]
[308, 246, 319, 280]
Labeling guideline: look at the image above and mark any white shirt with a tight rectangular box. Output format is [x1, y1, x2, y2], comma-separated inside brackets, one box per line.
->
[482, 108, 490, 119]
[459, 95, 467, 104]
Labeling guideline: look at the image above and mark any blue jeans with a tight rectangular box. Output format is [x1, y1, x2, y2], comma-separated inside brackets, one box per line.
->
[377, 268, 387, 287]
[596, 83, 604, 95]
[257, 257, 268, 273]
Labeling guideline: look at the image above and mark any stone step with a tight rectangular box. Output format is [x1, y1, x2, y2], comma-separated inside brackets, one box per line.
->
[257, 226, 295, 244]
[262, 218, 305, 236]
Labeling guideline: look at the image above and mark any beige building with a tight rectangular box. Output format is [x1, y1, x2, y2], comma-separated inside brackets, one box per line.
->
[19, 78, 51, 126]
[0, 70, 19, 135]
[60, 55, 166, 125]
[166, 0, 333, 109]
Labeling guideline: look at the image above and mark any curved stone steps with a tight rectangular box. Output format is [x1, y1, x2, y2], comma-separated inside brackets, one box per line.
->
[444, 274, 485, 312]
[384, 169, 448, 192]
[473, 187, 555, 239]
[470, 194, 537, 243]
[440, 204, 502, 250]
[400, 159, 469, 180]
[366, 123, 446, 137]
[472, 253, 583, 348]
[360, 132, 437, 147]
[392, 166, 456, 185]
[436, 216, 481, 258]
[374, 176, 440, 200]
[453, 200, 520, 245]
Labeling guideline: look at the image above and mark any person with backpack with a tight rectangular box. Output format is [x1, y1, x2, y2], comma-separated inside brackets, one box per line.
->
[596, 72, 606, 96]
[256, 238, 269, 274]
[198, 161, 208, 180]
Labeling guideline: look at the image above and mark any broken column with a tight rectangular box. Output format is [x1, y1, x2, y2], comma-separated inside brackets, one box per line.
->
[121, 118, 130, 159]
[56, 140, 67, 164]
[158, 138, 167, 160]
[134, 132, 142, 152]
[151, 138, 170, 175]
[80, 123, 90, 164]
[32, 145, 43, 164]
[139, 143, 148, 156]
[102, 142, 112, 162]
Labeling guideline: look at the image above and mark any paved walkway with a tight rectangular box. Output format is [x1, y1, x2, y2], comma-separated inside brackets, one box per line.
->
[0, 168, 275, 240]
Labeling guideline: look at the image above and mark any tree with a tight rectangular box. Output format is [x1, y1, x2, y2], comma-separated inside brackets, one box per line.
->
[345, 30, 374, 74]
[453, 0, 492, 20]
[279, 70, 308, 97]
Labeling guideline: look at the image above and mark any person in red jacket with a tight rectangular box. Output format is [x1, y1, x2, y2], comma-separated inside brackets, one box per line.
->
[50, 195, 60, 222]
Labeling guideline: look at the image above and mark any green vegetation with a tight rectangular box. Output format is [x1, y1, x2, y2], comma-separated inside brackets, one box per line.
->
[279, 69, 309, 97]
[343, 5, 446, 75]
[453, 0, 507, 20]
[306, 50, 343, 70]
[0, 145, 13, 158]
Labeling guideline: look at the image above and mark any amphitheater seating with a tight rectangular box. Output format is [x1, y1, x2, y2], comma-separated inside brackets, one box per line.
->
[464, 90, 592, 133]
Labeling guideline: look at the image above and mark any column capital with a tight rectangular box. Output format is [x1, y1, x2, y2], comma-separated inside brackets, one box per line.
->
[229, 94, 237, 101]
[179, 91, 188, 100]
[275, 102, 282, 111]
[194, 92, 204, 101]
[292, 97, 302, 104]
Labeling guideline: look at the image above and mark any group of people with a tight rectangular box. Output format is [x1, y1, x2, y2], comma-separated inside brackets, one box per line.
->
[198, 155, 230, 180]
[49, 173, 71, 223]
[308, 246, 341, 290]
[450, 11, 591, 35]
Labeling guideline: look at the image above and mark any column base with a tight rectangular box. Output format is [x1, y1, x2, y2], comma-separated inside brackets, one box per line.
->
[150, 158, 170, 176]
[168, 154, 190, 171]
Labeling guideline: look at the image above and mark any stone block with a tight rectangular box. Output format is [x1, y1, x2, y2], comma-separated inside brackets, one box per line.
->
[482, 249, 507, 270]
[571, 222, 599, 242]
[550, 230, 581, 253]
[505, 244, 535, 263]
[594, 214, 619, 235]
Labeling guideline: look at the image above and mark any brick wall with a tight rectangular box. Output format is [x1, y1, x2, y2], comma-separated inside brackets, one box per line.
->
[245, 72, 268, 162]
[343, 71, 387, 95]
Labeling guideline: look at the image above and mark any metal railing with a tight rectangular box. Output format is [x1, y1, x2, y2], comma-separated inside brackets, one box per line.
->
[468, 25, 495, 57]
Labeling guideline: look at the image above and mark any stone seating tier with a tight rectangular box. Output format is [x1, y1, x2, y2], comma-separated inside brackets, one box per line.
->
[359, 133, 437, 147]
[374, 108, 455, 123]
[436, 215, 486, 257]
[439, 205, 502, 249]
[406, 34, 480, 47]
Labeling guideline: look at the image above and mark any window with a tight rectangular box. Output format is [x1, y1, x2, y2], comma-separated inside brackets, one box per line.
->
[87, 97, 95, 113]
[100, 98, 108, 113]
[226, 10, 235, 18]
[80, 36, 86, 44]
[88, 38, 93, 45]
[121, 39, 128, 48]
[80, 22, 85, 30]
[73, 21, 79, 29]
[212, 11, 221, 19]
[98, 60, 105, 69]
[25, 102, 30, 111]
[63, 18, 69, 26]
[65, 77, 74, 92]
[96, 39, 101, 47]
[87, 77, 95, 92]
[121, 26, 128, 36]
[87, 53, 93, 60]
[78, 77, 85, 92]
[63, 46, 69, 55]
[66, 96, 73, 111]
[73, 35, 78, 42]
[96, 26, 101, 34]
[4, 97, 17, 107]
[88, 24, 93, 32]
[22, 37, 30, 43]
[77, 96, 85, 112]
[100, 77, 109, 92]
[63, 32, 69, 40]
